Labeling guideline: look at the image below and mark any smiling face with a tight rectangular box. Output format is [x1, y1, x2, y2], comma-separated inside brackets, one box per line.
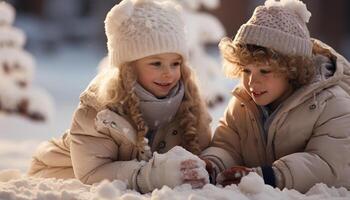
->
[242, 63, 292, 107]
[132, 53, 182, 98]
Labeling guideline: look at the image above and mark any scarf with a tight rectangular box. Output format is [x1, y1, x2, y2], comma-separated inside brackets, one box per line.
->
[134, 81, 185, 131]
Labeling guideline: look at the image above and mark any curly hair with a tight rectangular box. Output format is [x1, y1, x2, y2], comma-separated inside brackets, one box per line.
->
[219, 37, 316, 89]
[95, 62, 210, 156]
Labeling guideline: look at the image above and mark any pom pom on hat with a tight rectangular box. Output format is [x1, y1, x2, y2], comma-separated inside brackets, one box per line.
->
[104, 0, 188, 67]
[265, 0, 311, 23]
[233, 0, 313, 57]
[105, 0, 134, 33]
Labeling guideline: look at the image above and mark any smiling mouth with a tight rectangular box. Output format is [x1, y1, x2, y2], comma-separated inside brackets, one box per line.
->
[154, 82, 172, 87]
[252, 91, 267, 97]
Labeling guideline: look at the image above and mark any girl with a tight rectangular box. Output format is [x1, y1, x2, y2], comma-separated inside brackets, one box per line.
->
[201, 0, 350, 193]
[28, 0, 211, 193]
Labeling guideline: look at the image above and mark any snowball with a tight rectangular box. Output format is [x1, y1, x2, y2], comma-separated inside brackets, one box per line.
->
[151, 146, 208, 189]
[156, 146, 202, 164]
[95, 180, 120, 199]
[238, 172, 264, 194]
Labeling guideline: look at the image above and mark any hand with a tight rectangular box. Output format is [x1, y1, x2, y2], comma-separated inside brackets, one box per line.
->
[216, 166, 252, 186]
[181, 159, 209, 189]
[137, 146, 209, 193]
[200, 157, 216, 183]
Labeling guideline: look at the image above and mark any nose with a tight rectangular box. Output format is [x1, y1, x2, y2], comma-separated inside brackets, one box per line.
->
[248, 72, 261, 85]
[161, 66, 171, 77]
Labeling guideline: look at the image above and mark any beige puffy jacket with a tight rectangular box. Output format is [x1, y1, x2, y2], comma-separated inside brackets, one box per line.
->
[202, 40, 350, 193]
[28, 82, 211, 191]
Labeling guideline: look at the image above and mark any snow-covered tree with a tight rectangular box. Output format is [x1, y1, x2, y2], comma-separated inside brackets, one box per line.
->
[171, 0, 227, 108]
[0, 1, 53, 121]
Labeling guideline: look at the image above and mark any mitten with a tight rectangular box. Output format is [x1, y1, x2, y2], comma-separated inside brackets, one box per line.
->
[216, 166, 252, 186]
[200, 157, 216, 184]
[136, 146, 209, 193]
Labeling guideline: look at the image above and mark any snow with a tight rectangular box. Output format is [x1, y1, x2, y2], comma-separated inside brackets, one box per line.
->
[143, 146, 209, 189]
[0, 2, 15, 25]
[0, 26, 26, 48]
[179, 0, 228, 108]
[0, 2, 54, 122]
[1, 169, 350, 200]
[238, 172, 264, 194]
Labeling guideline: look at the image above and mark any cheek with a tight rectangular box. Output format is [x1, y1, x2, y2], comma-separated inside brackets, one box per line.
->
[242, 76, 249, 89]
[137, 72, 153, 86]
[176, 72, 181, 81]
[173, 68, 181, 81]
[271, 78, 290, 94]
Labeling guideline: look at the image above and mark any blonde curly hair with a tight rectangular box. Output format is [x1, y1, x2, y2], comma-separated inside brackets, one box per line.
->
[219, 37, 316, 89]
[94, 62, 210, 156]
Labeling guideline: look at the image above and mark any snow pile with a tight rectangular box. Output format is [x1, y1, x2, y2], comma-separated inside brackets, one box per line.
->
[1, 169, 349, 200]
[0, 2, 54, 122]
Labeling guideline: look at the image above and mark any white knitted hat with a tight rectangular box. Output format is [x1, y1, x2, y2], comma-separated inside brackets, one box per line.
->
[105, 0, 188, 67]
[233, 0, 312, 57]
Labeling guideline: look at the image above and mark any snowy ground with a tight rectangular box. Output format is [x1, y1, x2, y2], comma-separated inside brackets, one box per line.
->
[1, 169, 349, 200]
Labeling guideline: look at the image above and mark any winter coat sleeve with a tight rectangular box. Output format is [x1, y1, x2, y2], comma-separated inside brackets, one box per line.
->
[274, 88, 350, 193]
[69, 103, 143, 189]
[201, 97, 243, 174]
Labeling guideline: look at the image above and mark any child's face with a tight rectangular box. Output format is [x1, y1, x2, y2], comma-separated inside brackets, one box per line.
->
[242, 63, 291, 106]
[132, 53, 182, 98]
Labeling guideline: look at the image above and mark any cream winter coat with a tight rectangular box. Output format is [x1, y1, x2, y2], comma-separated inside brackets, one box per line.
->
[202, 40, 350, 193]
[28, 83, 211, 190]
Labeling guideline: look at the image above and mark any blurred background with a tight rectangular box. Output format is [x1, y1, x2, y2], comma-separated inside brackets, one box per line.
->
[0, 0, 349, 171]
[9, 0, 350, 55]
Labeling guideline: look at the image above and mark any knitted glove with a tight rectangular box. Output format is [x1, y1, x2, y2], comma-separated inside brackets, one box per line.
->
[200, 157, 216, 184]
[136, 146, 209, 193]
[216, 166, 252, 186]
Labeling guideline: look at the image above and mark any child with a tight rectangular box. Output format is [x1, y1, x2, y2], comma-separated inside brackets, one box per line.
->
[28, 0, 211, 193]
[201, 0, 350, 193]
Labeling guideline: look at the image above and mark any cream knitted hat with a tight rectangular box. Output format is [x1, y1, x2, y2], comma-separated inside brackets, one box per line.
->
[104, 0, 188, 67]
[233, 0, 312, 57]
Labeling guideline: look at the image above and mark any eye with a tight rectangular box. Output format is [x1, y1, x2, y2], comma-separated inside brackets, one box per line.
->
[171, 61, 181, 68]
[150, 61, 162, 67]
[242, 68, 251, 74]
[260, 69, 271, 74]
